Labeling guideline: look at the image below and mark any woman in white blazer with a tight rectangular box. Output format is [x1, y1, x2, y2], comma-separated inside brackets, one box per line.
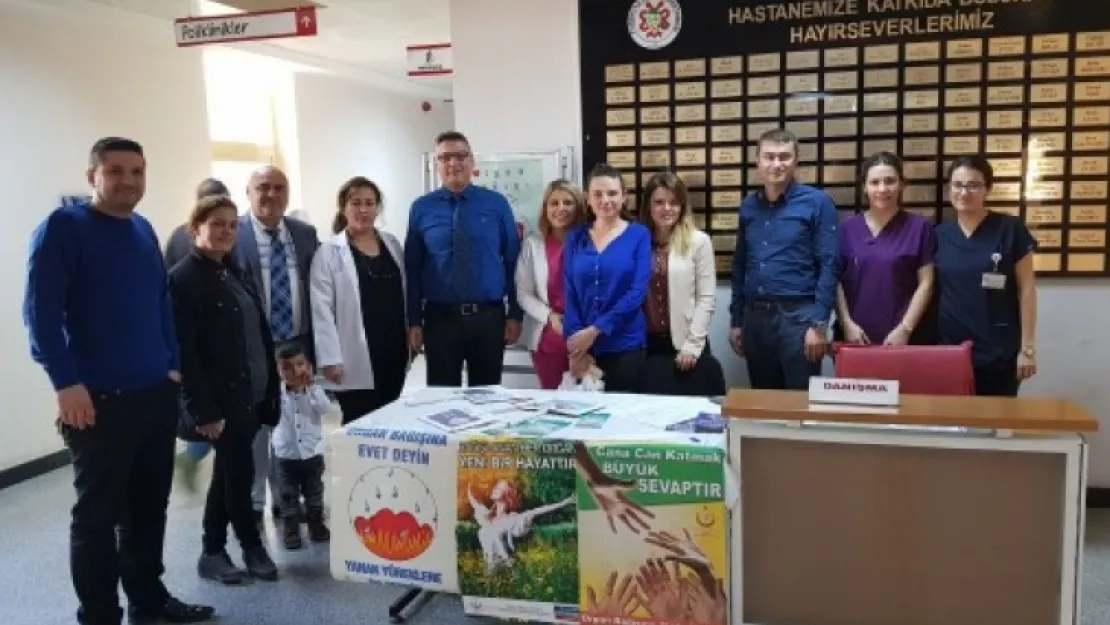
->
[310, 177, 409, 424]
[637, 171, 726, 396]
[515, 179, 586, 389]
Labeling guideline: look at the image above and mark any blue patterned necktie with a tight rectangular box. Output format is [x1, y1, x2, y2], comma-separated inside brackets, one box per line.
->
[450, 197, 475, 299]
[267, 229, 294, 340]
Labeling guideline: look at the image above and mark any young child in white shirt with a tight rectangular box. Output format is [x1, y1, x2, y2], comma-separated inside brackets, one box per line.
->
[272, 343, 332, 549]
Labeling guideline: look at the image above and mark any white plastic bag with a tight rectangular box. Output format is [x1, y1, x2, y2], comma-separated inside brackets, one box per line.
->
[558, 365, 605, 392]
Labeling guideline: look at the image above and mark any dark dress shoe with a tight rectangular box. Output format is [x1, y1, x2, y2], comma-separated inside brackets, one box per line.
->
[197, 551, 247, 585]
[283, 519, 303, 550]
[307, 515, 330, 543]
[128, 597, 215, 623]
[244, 545, 279, 581]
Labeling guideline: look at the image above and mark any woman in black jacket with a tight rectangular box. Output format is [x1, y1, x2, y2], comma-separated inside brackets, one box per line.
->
[169, 195, 280, 585]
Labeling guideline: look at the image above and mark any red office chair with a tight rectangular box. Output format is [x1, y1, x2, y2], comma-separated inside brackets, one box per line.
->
[832, 341, 975, 396]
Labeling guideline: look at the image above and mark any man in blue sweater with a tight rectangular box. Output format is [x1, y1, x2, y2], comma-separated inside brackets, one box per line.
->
[23, 137, 214, 624]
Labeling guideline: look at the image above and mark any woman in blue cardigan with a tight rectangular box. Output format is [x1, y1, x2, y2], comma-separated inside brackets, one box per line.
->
[563, 163, 652, 392]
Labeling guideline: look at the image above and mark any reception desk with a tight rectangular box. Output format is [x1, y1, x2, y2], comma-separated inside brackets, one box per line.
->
[722, 390, 1099, 625]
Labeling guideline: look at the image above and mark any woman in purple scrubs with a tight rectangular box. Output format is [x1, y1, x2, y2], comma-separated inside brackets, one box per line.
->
[836, 152, 937, 345]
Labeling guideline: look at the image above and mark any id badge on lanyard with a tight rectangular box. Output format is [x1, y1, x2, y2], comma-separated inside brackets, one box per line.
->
[982, 252, 1007, 290]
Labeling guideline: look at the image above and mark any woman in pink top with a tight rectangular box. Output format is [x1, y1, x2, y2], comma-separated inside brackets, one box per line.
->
[515, 180, 586, 388]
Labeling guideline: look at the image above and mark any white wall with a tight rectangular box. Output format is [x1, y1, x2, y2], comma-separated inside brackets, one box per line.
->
[0, 3, 211, 471]
[292, 72, 455, 241]
[449, 0, 1110, 486]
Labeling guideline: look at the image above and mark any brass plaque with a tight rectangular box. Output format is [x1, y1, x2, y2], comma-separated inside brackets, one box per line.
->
[993, 205, 1021, 218]
[904, 114, 939, 133]
[989, 35, 1026, 56]
[711, 169, 744, 187]
[824, 47, 858, 67]
[688, 191, 707, 207]
[947, 39, 983, 58]
[747, 121, 779, 140]
[675, 59, 707, 78]
[796, 165, 817, 183]
[903, 160, 936, 180]
[987, 85, 1024, 105]
[787, 50, 819, 69]
[864, 92, 899, 111]
[606, 108, 636, 126]
[1079, 31, 1110, 52]
[710, 56, 744, 75]
[748, 99, 780, 118]
[641, 150, 670, 168]
[786, 120, 819, 139]
[903, 185, 936, 203]
[640, 106, 670, 124]
[1077, 56, 1110, 77]
[825, 142, 857, 160]
[748, 53, 781, 73]
[825, 71, 858, 91]
[711, 102, 743, 120]
[1071, 205, 1109, 223]
[677, 170, 707, 187]
[605, 64, 635, 83]
[785, 98, 820, 117]
[1075, 82, 1110, 101]
[824, 95, 857, 114]
[675, 127, 707, 144]
[1031, 83, 1069, 103]
[864, 44, 899, 64]
[985, 134, 1024, 153]
[711, 213, 740, 231]
[1068, 253, 1107, 272]
[1076, 106, 1110, 126]
[1031, 58, 1069, 80]
[1073, 156, 1109, 176]
[992, 182, 1022, 200]
[823, 165, 856, 184]
[1030, 132, 1068, 151]
[863, 139, 897, 155]
[986, 110, 1024, 130]
[711, 147, 744, 165]
[675, 81, 707, 100]
[711, 234, 737, 250]
[825, 186, 857, 205]
[715, 255, 732, 274]
[693, 214, 706, 230]
[905, 90, 939, 110]
[945, 111, 979, 131]
[1030, 156, 1065, 176]
[621, 173, 636, 189]
[607, 151, 636, 168]
[1034, 253, 1062, 272]
[1032, 229, 1064, 248]
[1026, 182, 1065, 202]
[1033, 34, 1070, 54]
[864, 68, 899, 89]
[903, 137, 938, 156]
[945, 88, 980, 108]
[944, 135, 980, 155]
[1026, 205, 1064, 223]
[905, 66, 940, 85]
[798, 142, 818, 161]
[907, 209, 937, 222]
[639, 61, 670, 81]
[947, 63, 982, 83]
[675, 149, 706, 167]
[605, 86, 635, 105]
[786, 73, 819, 93]
[607, 130, 636, 148]
[1030, 108, 1067, 128]
[748, 76, 781, 96]
[710, 125, 742, 143]
[824, 117, 858, 137]
[640, 84, 670, 103]
[905, 41, 940, 61]
[712, 191, 744, 207]
[988, 61, 1025, 81]
[711, 79, 744, 99]
[1075, 130, 1110, 151]
[991, 158, 1023, 178]
[674, 104, 705, 123]
[863, 116, 898, 134]
[641, 128, 671, 146]
[1072, 181, 1109, 200]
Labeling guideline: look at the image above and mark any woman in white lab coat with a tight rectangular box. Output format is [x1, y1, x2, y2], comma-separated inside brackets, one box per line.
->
[310, 176, 409, 424]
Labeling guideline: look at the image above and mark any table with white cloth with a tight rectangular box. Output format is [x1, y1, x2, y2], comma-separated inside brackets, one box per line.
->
[326, 387, 735, 625]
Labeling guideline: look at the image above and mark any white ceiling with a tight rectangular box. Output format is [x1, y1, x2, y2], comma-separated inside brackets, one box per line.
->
[44, 0, 455, 98]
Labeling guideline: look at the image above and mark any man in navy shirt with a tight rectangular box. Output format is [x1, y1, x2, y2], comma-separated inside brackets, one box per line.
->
[729, 129, 839, 390]
[23, 138, 214, 624]
[404, 131, 523, 386]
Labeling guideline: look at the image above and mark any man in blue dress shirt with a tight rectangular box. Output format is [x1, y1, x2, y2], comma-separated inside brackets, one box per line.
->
[728, 129, 839, 390]
[404, 131, 523, 386]
[24, 137, 214, 624]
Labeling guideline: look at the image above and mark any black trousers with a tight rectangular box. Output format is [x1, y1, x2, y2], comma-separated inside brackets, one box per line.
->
[202, 422, 262, 555]
[640, 333, 727, 397]
[423, 303, 506, 387]
[62, 380, 179, 625]
[335, 387, 402, 426]
[593, 348, 647, 393]
[975, 360, 1021, 397]
[277, 456, 325, 519]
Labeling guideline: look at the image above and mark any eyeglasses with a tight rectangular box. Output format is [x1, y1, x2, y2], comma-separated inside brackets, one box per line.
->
[436, 152, 471, 163]
[950, 182, 987, 194]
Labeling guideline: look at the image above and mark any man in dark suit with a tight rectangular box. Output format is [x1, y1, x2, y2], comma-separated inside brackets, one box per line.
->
[164, 178, 229, 271]
[232, 165, 319, 523]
